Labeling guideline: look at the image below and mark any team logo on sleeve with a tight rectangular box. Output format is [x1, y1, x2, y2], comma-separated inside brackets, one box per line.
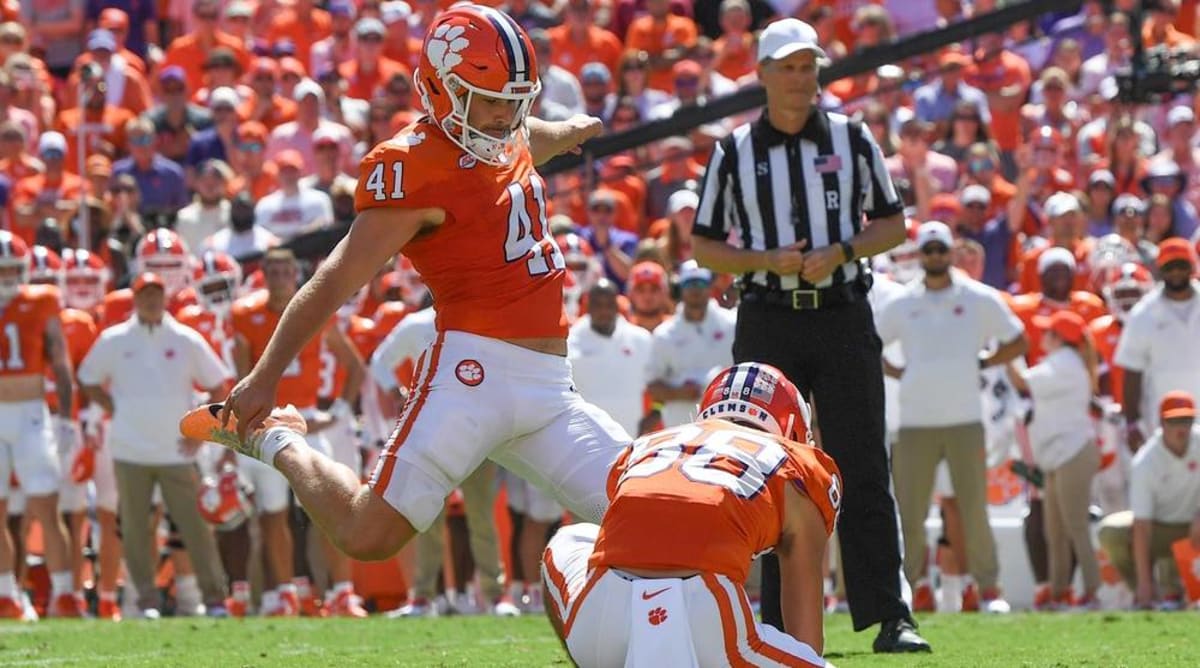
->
[455, 359, 485, 386]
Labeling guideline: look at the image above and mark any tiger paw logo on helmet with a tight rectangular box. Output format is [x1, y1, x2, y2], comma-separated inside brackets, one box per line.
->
[426, 24, 469, 73]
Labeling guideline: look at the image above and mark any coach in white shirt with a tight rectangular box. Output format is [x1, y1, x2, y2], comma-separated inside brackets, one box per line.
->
[647, 261, 736, 428]
[1098, 391, 1200, 610]
[369, 304, 437, 405]
[1115, 238, 1200, 450]
[877, 222, 1027, 611]
[567, 279, 654, 435]
[78, 273, 230, 618]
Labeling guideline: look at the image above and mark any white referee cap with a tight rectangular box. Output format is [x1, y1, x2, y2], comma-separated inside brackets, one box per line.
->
[915, 221, 953, 249]
[757, 19, 827, 64]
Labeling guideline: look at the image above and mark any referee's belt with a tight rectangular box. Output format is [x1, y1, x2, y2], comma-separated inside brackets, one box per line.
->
[740, 282, 865, 310]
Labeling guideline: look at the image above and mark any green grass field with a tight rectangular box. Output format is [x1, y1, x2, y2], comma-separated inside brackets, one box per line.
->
[0, 612, 1195, 667]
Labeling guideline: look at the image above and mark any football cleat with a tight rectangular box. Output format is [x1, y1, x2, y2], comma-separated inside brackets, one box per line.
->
[911, 580, 935, 613]
[268, 589, 300, 617]
[97, 598, 122, 621]
[0, 596, 24, 620]
[492, 595, 522, 617]
[225, 597, 247, 619]
[1032, 584, 1055, 611]
[981, 588, 1011, 614]
[140, 607, 161, 620]
[180, 403, 307, 461]
[327, 591, 369, 618]
[48, 593, 87, 618]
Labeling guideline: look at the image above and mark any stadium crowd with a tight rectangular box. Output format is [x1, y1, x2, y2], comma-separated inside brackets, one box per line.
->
[0, 0, 1198, 623]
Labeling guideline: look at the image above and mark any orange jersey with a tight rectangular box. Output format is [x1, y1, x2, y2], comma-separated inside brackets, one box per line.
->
[231, 290, 331, 410]
[44, 307, 98, 415]
[318, 315, 378, 400]
[1009, 291, 1107, 364]
[590, 420, 842, 583]
[1016, 240, 1096, 295]
[99, 288, 198, 330]
[176, 304, 236, 370]
[355, 120, 568, 340]
[372, 301, 413, 389]
[0, 285, 61, 378]
[1089, 315, 1126, 403]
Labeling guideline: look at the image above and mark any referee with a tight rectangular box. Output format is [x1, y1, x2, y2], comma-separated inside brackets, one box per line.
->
[691, 19, 929, 653]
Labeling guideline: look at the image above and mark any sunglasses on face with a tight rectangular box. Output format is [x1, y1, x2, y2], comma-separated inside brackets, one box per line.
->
[921, 244, 950, 255]
[968, 158, 994, 173]
[359, 34, 384, 43]
[964, 202, 987, 210]
[111, 185, 135, 194]
[239, 142, 264, 152]
[589, 204, 614, 213]
[130, 134, 155, 146]
[212, 105, 236, 113]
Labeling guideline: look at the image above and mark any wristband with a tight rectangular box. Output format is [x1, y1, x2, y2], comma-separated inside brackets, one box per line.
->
[839, 241, 855, 263]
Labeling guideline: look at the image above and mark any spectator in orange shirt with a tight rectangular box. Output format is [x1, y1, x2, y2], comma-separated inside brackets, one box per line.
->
[339, 18, 409, 102]
[227, 121, 280, 202]
[965, 32, 1032, 176]
[277, 57, 307, 100]
[712, 0, 756, 82]
[624, 0, 699, 93]
[1102, 115, 1149, 196]
[962, 142, 1016, 219]
[220, 1, 256, 50]
[644, 135, 702, 221]
[84, 154, 113, 205]
[54, 75, 135, 173]
[193, 48, 253, 109]
[599, 155, 648, 232]
[162, 0, 252, 93]
[381, 1, 422, 71]
[311, 0, 358, 79]
[61, 30, 153, 116]
[548, 0, 624, 79]
[267, 0, 332, 71]
[10, 132, 88, 245]
[241, 59, 298, 131]
[1143, 0, 1197, 48]
[0, 121, 40, 183]
[1017, 192, 1096, 295]
[79, 8, 148, 75]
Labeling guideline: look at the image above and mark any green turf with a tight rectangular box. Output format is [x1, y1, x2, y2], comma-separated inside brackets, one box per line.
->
[0, 612, 1195, 667]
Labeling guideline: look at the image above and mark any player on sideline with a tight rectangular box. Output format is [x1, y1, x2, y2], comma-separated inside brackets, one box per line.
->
[181, 4, 627, 580]
[541, 363, 841, 667]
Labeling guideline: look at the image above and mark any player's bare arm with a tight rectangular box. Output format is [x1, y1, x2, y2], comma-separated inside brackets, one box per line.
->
[526, 115, 604, 165]
[777, 481, 831, 654]
[44, 314, 73, 420]
[222, 206, 437, 439]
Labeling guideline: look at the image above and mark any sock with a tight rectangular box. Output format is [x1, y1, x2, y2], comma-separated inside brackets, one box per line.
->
[262, 590, 279, 611]
[232, 581, 250, 602]
[50, 571, 73, 597]
[293, 576, 312, 599]
[278, 582, 298, 597]
[0, 573, 15, 598]
[261, 427, 302, 466]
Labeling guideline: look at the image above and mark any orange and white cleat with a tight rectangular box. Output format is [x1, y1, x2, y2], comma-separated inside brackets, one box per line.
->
[326, 591, 368, 618]
[48, 593, 88, 618]
[225, 597, 247, 618]
[0, 597, 24, 620]
[180, 403, 307, 461]
[97, 598, 122, 621]
[268, 589, 300, 617]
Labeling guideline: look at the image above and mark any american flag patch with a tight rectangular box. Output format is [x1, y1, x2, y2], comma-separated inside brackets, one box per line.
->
[813, 154, 842, 173]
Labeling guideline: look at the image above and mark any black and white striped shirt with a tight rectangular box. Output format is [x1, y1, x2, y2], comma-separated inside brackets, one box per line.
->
[693, 110, 903, 290]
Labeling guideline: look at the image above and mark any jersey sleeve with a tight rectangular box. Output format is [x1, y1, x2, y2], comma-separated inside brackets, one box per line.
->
[354, 133, 444, 213]
[785, 443, 843, 536]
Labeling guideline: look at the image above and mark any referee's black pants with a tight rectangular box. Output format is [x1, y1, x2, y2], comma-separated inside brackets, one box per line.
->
[734, 296, 909, 632]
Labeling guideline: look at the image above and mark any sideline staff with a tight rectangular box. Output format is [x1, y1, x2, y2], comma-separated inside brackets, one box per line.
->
[691, 19, 927, 652]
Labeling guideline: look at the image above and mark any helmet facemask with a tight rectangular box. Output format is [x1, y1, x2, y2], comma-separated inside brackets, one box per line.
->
[419, 70, 540, 166]
[64, 271, 107, 312]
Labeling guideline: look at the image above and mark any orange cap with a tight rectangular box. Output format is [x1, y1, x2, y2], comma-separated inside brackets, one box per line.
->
[929, 193, 962, 218]
[236, 121, 269, 144]
[1033, 310, 1087, 346]
[1161, 391, 1197, 421]
[86, 154, 112, 176]
[132, 272, 165, 293]
[1157, 237, 1196, 268]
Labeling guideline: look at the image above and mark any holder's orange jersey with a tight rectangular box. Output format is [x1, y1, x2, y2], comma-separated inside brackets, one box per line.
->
[99, 287, 198, 329]
[372, 301, 412, 389]
[1089, 315, 1126, 402]
[231, 290, 331, 410]
[1008, 291, 1107, 364]
[44, 307, 98, 414]
[318, 315, 378, 401]
[590, 420, 842, 583]
[354, 119, 568, 340]
[0, 285, 61, 378]
[176, 305, 236, 372]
